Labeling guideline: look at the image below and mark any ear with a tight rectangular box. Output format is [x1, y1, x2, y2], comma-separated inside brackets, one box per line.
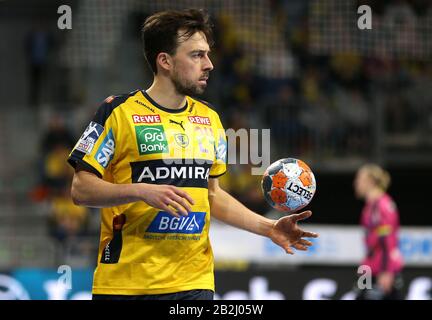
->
[155, 52, 172, 72]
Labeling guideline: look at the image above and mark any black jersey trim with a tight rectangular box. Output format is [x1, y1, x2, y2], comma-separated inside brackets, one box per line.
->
[93, 90, 139, 126]
[192, 97, 216, 110]
[101, 214, 125, 264]
[209, 171, 227, 178]
[68, 152, 103, 178]
[141, 90, 188, 114]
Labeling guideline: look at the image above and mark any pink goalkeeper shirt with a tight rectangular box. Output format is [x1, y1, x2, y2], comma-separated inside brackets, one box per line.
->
[360, 193, 404, 275]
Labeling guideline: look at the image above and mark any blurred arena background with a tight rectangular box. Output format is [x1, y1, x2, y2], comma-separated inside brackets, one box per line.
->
[0, 0, 431, 300]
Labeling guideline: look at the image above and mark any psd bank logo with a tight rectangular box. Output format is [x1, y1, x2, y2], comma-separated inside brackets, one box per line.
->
[135, 125, 168, 155]
[146, 211, 206, 234]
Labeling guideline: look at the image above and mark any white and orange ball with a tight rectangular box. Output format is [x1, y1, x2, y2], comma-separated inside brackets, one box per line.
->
[261, 158, 316, 213]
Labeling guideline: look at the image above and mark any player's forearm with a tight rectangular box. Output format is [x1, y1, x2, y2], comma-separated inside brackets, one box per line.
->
[71, 170, 140, 208]
[210, 186, 275, 237]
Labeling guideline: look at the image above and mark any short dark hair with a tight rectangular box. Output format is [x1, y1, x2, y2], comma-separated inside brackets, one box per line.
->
[141, 9, 214, 74]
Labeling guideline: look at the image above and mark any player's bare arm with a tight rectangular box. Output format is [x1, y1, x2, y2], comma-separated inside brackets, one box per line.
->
[71, 165, 194, 218]
[208, 178, 318, 254]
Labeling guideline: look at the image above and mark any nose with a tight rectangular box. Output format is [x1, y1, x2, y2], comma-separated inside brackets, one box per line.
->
[203, 54, 214, 71]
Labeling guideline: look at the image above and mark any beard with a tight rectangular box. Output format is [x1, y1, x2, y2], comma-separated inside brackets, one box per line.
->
[171, 68, 208, 96]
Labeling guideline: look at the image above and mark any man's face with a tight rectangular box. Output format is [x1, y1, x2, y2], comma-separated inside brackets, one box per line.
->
[169, 31, 214, 96]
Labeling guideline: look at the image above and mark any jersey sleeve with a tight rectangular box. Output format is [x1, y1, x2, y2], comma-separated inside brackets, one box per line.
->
[375, 199, 398, 237]
[376, 199, 399, 272]
[68, 97, 118, 178]
[209, 112, 227, 178]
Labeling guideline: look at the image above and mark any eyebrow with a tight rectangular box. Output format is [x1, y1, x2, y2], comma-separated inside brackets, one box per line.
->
[190, 49, 211, 54]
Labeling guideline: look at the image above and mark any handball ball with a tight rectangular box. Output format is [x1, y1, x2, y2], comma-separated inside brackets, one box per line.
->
[261, 158, 316, 213]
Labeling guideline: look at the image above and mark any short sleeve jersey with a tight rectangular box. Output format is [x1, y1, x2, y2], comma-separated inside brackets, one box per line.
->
[68, 90, 227, 295]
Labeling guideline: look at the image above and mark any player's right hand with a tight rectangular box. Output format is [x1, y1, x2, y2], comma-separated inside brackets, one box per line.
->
[137, 184, 195, 218]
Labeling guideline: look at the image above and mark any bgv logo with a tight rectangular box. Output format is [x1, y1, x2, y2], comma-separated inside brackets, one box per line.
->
[146, 212, 206, 234]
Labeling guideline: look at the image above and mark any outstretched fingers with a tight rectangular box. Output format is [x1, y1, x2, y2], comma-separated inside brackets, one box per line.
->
[298, 239, 313, 247]
[291, 239, 314, 251]
[301, 230, 319, 238]
[292, 243, 308, 251]
[291, 210, 312, 222]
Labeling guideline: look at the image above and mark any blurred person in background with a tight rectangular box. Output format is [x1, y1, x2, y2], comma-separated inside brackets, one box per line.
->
[25, 20, 53, 107]
[30, 115, 75, 202]
[48, 184, 89, 245]
[353, 164, 404, 300]
[29, 115, 90, 251]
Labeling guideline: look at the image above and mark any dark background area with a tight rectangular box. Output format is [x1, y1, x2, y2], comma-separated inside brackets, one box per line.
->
[307, 167, 431, 225]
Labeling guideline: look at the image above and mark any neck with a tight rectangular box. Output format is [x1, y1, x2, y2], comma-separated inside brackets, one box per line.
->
[366, 188, 384, 202]
[145, 76, 187, 110]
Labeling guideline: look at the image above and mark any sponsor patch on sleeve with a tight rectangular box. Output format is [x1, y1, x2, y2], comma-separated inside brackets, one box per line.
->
[95, 129, 115, 168]
[215, 135, 227, 163]
[75, 121, 104, 154]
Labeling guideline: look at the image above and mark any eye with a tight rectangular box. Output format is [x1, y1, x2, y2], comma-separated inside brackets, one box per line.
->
[192, 52, 204, 58]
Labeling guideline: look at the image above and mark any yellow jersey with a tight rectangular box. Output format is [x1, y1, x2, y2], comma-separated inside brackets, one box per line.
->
[68, 90, 227, 295]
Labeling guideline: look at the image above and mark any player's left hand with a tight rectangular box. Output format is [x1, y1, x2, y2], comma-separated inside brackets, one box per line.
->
[268, 210, 318, 255]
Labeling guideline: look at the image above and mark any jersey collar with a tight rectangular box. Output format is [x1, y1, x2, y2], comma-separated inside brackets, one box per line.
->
[141, 90, 188, 114]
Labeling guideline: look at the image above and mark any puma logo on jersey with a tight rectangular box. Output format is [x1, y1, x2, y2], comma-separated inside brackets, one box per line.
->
[169, 119, 185, 131]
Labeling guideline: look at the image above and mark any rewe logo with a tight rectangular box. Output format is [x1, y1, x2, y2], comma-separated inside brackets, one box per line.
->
[188, 116, 211, 126]
[146, 211, 206, 234]
[135, 125, 168, 155]
[132, 114, 161, 124]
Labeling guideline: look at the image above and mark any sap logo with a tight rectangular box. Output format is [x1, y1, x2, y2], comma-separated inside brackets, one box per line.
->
[95, 129, 115, 168]
[132, 114, 161, 124]
[188, 116, 211, 126]
[146, 211, 206, 234]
